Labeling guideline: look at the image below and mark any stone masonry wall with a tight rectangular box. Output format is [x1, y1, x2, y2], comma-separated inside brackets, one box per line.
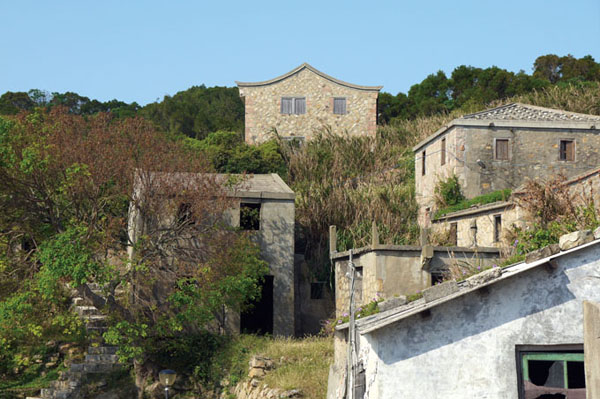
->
[239, 68, 378, 144]
[415, 126, 466, 227]
[431, 205, 527, 248]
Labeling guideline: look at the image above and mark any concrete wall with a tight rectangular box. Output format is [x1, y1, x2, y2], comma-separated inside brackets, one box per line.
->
[359, 243, 600, 399]
[239, 68, 379, 144]
[431, 204, 527, 247]
[257, 199, 295, 336]
[415, 125, 600, 226]
[333, 246, 501, 318]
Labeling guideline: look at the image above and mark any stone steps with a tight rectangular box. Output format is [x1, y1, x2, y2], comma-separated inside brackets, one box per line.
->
[37, 284, 123, 399]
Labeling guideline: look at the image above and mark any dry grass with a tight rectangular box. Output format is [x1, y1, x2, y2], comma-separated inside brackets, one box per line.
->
[257, 336, 333, 399]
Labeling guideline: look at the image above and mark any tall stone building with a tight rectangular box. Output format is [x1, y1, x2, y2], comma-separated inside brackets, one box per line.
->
[414, 103, 600, 228]
[236, 63, 382, 144]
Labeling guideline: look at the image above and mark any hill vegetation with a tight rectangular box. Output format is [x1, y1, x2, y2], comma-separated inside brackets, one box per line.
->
[1, 53, 600, 398]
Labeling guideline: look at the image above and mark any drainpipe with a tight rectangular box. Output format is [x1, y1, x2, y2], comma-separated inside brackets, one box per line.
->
[346, 249, 356, 399]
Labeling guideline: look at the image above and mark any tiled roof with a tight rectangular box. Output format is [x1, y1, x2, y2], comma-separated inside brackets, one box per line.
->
[462, 103, 600, 122]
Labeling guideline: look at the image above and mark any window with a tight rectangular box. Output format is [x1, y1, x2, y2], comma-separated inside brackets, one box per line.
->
[333, 98, 347, 115]
[422, 150, 426, 176]
[494, 215, 502, 242]
[281, 97, 306, 115]
[441, 138, 446, 165]
[177, 203, 194, 225]
[449, 222, 457, 246]
[495, 139, 509, 160]
[518, 347, 585, 398]
[560, 140, 575, 161]
[240, 203, 260, 230]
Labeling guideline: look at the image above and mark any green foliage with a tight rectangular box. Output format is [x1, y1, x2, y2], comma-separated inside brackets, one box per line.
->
[435, 189, 512, 218]
[434, 174, 465, 208]
[185, 131, 287, 176]
[140, 85, 244, 139]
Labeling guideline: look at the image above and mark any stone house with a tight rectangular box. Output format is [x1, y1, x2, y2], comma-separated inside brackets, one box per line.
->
[413, 103, 600, 228]
[127, 173, 296, 337]
[329, 235, 600, 399]
[236, 63, 382, 144]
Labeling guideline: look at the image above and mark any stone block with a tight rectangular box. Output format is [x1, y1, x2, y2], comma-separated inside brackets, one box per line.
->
[249, 356, 273, 370]
[249, 367, 266, 378]
[525, 244, 560, 263]
[423, 281, 459, 303]
[559, 230, 593, 251]
[466, 267, 502, 288]
[377, 296, 407, 312]
[594, 226, 600, 239]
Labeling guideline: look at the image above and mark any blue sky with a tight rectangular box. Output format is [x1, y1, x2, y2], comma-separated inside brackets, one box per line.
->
[1, 0, 599, 105]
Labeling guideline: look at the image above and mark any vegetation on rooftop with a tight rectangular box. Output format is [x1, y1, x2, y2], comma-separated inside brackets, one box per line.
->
[435, 189, 512, 218]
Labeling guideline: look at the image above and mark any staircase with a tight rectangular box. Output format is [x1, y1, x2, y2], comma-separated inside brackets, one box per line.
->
[27, 284, 122, 399]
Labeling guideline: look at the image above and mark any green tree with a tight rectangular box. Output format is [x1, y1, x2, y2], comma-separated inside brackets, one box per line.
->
[0, 109, 267, 396]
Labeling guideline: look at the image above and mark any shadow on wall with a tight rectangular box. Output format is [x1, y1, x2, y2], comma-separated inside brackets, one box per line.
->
[373, 255, 587, 365]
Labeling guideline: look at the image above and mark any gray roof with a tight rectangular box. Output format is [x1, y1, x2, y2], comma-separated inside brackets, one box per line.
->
[236, 63, 383, 92]
[221, 173, 295, 200]
[432, 201, 514, 221]
[413, 103, 600, 152]
[337, 238, 600, 335]
[137, 172, 294, 201]
[463, 103, 600, 122]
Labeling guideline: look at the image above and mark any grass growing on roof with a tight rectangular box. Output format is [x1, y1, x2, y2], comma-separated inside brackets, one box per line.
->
[435, 189, 512, 218]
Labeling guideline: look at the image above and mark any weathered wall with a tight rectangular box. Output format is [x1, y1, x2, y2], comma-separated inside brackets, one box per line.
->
[239, 68, 378, 144]
[360, 243, 600, 399]
[415, 124, 600, 226]
[333, 246, 501, 318]
[258, 199, 295, 336]
[415, 126, 466, 226]
[431, 204, 527, 247]
[295, 255, 335, 336]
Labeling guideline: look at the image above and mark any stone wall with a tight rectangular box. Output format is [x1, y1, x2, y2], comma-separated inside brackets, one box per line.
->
[238, 67, 379, 144]
[431, 202, 527, 248]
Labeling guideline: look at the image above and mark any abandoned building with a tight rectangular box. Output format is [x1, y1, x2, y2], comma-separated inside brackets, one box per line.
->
[236, 63, 382, 144]
[413, 103, 600, 229]
[329, 224, 502, 318]
[127, 173, 296, 337]
[329, 232, 600, 399]
[431, 165, 600, 248]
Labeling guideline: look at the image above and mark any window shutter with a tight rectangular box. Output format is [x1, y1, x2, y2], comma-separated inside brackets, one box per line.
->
[566, 141, 574, 161]
[295, 98, 306, 114]
[496, 139, 508, 160]
[334, 98, 346, 114]
[281, 98, 293, 114]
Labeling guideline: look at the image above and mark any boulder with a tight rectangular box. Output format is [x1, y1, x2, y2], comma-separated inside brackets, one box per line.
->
[559, 230, 593, 251]
[249, 367, 266, 378]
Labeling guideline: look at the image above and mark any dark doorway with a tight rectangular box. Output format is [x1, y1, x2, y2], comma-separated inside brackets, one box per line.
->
[240, 275, 273, 335]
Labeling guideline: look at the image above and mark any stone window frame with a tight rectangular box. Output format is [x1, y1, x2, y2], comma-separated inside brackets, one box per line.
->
[281, 97, 306, 115]
[494, 138, 511, 161]
[559, 138, 576, 162]
[333, 97, 347, 115]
